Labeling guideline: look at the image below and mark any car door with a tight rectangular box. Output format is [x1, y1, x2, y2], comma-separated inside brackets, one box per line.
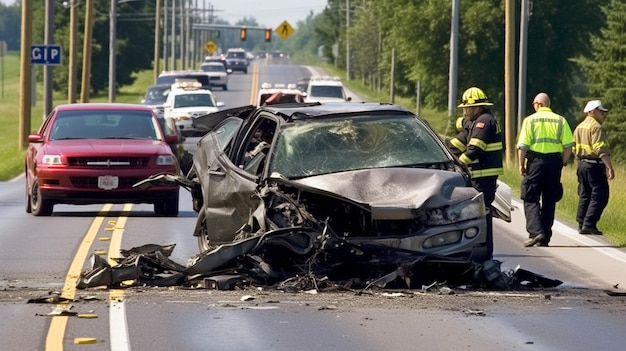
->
[197, 117, 262, 244]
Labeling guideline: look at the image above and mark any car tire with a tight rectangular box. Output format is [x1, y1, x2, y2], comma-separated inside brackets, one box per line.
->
[195, 209, 211, 252]
[154, 191, 179, 217]
[179, 151, 194, 176]
[25, 176, 32, 213]
[223, 85, 228, 91]
[243, 69, 247, 74]
[30, 180, 53, 216]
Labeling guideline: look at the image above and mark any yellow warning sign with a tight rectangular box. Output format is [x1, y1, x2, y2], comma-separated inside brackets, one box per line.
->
[276, 21, 294, 40]
[204, 40, 217, 54]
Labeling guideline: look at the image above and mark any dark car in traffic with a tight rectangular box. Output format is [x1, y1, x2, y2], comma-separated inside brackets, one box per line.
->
[25, 103, 181, 216]
[138, 102, 493, 262]
[225, 48, 249, 74]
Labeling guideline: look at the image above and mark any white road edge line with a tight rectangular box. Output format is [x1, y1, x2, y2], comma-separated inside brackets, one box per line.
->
[511, 199, 626, 263]
[108, 204, 133, 351]
[110, 298, 131, 351]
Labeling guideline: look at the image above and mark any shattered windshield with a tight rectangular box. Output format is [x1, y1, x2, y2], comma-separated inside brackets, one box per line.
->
[269, 115, 450, 178]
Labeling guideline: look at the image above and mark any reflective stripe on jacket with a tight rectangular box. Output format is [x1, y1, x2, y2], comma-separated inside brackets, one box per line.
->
[456, 110, 503, 179]
[574, 116, 611, 159]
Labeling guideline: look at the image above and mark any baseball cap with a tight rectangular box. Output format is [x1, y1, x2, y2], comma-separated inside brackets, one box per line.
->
[583, 100, 608, 113]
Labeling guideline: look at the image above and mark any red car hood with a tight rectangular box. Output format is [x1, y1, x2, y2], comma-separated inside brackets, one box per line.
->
[43, 139, 173, 156]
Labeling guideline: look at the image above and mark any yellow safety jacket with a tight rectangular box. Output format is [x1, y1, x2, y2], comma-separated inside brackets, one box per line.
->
[517, 107, 574, 154]
[573, 116, 611, 159]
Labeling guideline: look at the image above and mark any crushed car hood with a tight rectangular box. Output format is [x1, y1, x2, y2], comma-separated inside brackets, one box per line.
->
[280, 168, 478, 220]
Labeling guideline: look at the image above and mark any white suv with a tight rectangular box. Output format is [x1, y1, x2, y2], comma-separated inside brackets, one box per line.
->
[200, 62, 230, 91]
[303, 76, 351, 103]
[163, 81, 224, 136]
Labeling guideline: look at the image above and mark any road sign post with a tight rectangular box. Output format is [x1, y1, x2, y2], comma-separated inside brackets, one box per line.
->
[30, 45, 62, 65]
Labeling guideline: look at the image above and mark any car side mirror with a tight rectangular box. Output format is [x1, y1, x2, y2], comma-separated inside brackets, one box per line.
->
[28, 134, 44, 143]
[346, 96, 352, 102]
[164, 134, 180, 144]
[216, 102, 225, 107]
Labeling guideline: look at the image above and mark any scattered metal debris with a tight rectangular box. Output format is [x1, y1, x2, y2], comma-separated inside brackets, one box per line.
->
[75, 239, 562, 293]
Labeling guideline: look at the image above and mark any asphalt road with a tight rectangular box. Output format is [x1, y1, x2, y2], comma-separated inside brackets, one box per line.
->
[2, 59, 626, 350]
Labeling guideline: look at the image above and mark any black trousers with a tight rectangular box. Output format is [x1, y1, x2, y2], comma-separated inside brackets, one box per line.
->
[521, 152, 563, 243]
[576, 161, 609, 228]
[472, 176, 497, 259]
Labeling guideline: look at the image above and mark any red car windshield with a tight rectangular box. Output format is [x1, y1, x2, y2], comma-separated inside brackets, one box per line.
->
[49, 110, 159, 140]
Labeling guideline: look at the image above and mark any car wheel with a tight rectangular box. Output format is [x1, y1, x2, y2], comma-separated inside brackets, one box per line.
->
[25, 176, 32, 213]
[154, 191, 179, 217]
[223, 85, 228, 91]
[179, 151, 194, 176]
[195, 209, 211, 252]
[30, 180, 53, 216]
[243, 69, 247, 74]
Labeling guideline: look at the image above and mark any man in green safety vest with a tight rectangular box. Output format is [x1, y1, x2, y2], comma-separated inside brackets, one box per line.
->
[517, 92, 574, 247]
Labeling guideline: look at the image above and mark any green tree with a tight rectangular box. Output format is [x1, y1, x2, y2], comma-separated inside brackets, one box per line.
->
[0, 3, 21, 51]
[524, 0, 608, 121]
[578, 0, 626, 162]
[31, 0, 157, 96]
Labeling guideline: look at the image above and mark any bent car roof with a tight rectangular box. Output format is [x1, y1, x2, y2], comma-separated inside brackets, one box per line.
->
[259, 102, 414, 119]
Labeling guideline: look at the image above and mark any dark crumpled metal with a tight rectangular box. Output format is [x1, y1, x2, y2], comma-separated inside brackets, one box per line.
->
[76, 231, 562, 291]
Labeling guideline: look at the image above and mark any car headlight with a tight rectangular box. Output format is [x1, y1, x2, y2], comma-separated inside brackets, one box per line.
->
[423, 231, 462, 248]
[156, 155, 175, 165]
[417, 193, 485, 226]
[42, 155, 63, 165]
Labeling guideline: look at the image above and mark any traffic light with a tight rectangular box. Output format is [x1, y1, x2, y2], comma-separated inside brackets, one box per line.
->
[240, 26, 247, 41]
[264, 28, 272, 42]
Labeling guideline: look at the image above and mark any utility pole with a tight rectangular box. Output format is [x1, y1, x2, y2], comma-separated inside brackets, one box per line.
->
[447, 0, 459, 135]
[154, 0, 161, 82]
[43, 0, 54, 117]
[81, 0, 95, 102]
[163, 0, 168, 71]
[179, 0, 185, 69]
[504, 0, 516, 167]
[67, 1, 78, 103]
[171, 0, 176, 70]
[517, 0, 531, 132]
[346, 0, 350, 81]
[19, 0, 33, 148]
[109, 0, 117, 102]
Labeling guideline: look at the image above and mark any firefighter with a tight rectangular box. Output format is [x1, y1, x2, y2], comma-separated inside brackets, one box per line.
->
[517, 92, 574, 247]
[448, 87, 503, 259]
[573, 100, 615, 235]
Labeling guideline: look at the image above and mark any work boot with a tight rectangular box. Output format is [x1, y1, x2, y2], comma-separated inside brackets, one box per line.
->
[523, 234, 544, 247]
[580, 226, 603, 235]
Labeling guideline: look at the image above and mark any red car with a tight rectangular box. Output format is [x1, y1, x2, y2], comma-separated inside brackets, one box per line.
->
[25, 103, 181, 216]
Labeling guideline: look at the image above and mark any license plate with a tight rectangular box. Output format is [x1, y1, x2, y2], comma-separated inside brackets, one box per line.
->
[98, 175, 119, 190]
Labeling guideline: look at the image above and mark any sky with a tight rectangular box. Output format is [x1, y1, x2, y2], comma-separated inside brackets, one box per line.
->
[207, 0, 328, 29]
[0, 0, 328, 29]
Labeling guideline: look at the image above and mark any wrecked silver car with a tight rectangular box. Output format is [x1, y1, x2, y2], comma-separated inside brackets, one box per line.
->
[139, 103, 495, 262]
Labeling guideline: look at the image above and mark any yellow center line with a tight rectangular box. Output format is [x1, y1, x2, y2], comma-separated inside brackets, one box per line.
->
[46, 204, 113, 351]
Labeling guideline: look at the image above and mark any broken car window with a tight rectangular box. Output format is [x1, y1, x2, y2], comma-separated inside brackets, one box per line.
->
[269, 115, 449, 178]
